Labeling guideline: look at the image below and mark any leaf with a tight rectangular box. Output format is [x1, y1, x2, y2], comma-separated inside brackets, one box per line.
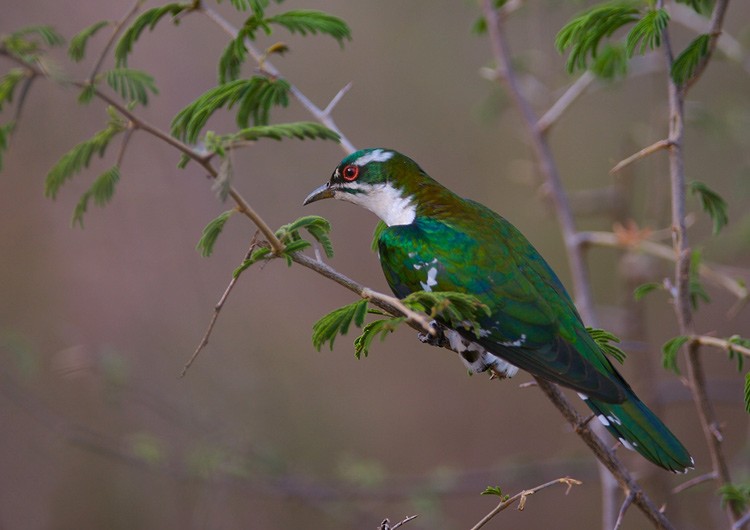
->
[218, 32, 249, 84]
[196, 210, 235, 257]
[719, 482, 750, 511]
[402, 291, 489, 338]
[71, 165, 121, 228]
[727, 335, 749, 372]
[371, 220, 387, 252]
[279, 238, 311, 265]
[68, 20, 111, 62]
[689, 248, 711, 309]
[625, 8, 669, 57]
[670, 33, 710, 85]
[675, 0, 715, 16]
[233, 246, 272, 277]
[587, 327, 627, 364]
[267, 10, 351, 48]
[744, 372, 750, 414]
[284, 215, 334, 258]
[481, 486, 507, 498]
[634, 281, 662, 301]
[353, 317, 403, 359]
[45, 120, 125, 199]
[170, 76, 291, 143]
[13, 25, 65, 47]
[114, 3, 189, 67]
[689, 180, 728, 235]
[224, 122, 340, 144]
[312, 299, 368, 351]
[662, 335, 690, 374]
[590, 43, 628, 80]
[555, 2, 640, 73]
[0, 122, 16, 172]
[104, 68, 159, 105]
[0, 69, 28, 112]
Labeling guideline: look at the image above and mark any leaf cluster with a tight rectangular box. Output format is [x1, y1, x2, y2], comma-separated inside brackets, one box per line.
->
[72, 166, 121, 227]
[204, 122, 339, 158]
[688, 249, 710, 309]
[401, 291, 490, 338]
[689, 180, 728, 235]
[0, 69, 28, 112]
[196, 209, 236, 257]
[104, 68, 159, 106]
[114, 3, 191, 67]
[171, 76, 291, 144]
[1, 25, 65, 63]
[671, 34, 710, 85]
[312, 299, 369, 351]
[0, 122, 14, 172]
[68, 20, 111, 62]
[587, 327, 627, 364]
[481, 485, 510, 501]
[719, 482, 750, 512]
[662, 335, 689, 374]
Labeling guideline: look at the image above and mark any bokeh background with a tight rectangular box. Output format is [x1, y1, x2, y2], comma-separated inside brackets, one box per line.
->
[1, 1, 749, 529]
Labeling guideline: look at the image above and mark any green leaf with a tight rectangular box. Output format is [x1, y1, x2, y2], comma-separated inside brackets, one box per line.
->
[688, 248, 710, 309]
[689, 180, 728, 235]
[284, 215, 334, 258]
[675, 0, 715, 16]
[402, 291, 489, 338]
[662, 335, 689, 374]
[217, 0, 276, 17]
[114, 3, 190, 67]
[45, 119, 126, 199]
[68, 20, 111, 62]
[634, 281, 662, 301]
[354, 317, 403, 359]
[279, 238, 311, 265]
[0, 69, 28, 112]
[267, 10, 351, 48]
[170, 76, 291, 144]
[727, 335, 749, 372]
[625, 8, 669, 57]
[196, 210, 235, 257]
[590, 43, 628, 80]
[587, 327, 627, 364]
[224, 122, 340, 144]
[670, 33, 710, 85]
[555, 2, 640, 73]
[233, 246, 272, 277]
[371, 220, 387, 253]
[104, 68, 159, 106]
[744, 372, 750, 414]
[71, 165, 121, 228]
[719, 482, 750, 512]
[218, 32, 249, 84]
[481, 486, 509, 500]
[13, 25, 65, 47]
[312, 299, 369, 351]
[0, 122, 16, 172]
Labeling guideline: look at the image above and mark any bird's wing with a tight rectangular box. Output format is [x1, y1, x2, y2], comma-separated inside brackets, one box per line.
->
[379, 212, 626, 403]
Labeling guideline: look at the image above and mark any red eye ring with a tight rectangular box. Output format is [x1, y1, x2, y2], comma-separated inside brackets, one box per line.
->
[342, 164, 359, 181]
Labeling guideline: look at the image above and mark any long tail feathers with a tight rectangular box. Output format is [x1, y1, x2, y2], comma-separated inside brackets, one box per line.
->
[584, 391, 694, 473]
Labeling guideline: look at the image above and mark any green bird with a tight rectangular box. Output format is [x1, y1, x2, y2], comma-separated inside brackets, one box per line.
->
[304, 148, 693, 473]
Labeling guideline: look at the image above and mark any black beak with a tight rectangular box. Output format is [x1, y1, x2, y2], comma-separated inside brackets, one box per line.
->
[303, 182, 335, 205]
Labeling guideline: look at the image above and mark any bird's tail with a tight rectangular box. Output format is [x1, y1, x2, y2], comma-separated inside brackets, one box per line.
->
[584, 390, 693, 473]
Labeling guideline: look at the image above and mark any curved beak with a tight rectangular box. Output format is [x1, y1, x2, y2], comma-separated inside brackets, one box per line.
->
[303, 182, 334, 205]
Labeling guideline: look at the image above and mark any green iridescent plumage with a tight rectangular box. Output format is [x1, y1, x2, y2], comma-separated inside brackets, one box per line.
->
[305, 148, 693, 472]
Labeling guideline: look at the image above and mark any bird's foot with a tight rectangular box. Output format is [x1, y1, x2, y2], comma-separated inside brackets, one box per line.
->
[417, 320, 449, 348]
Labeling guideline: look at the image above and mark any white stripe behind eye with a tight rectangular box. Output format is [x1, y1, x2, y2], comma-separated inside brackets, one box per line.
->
[353, 149, 394, 166]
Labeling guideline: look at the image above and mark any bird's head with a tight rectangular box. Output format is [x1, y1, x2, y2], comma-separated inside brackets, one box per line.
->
[303, 148, 425, 227]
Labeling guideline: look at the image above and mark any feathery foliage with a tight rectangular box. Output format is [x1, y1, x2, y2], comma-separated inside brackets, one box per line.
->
[402, 291, 490, 338]
[633, 281, 662, 301]
[208, 122, 339, 154]
[45, 112, 127, 199]
[72, 165, 121, 228]
[114, 3, 190, 67]
[170, 76, 291, 143]
[689, 180, 728, 235]
[590, 43, 628, 80]
[1, 25, 64, 64]
[0, 69, 27, 112]
[313, 299, 369, 351]
[689, 249, 710, 309]
[662, 335, 690, 374]
[676, 0, 715, 16]
[354, 316, 404, 359]
[266, 10, 351, 48]
[587, 327, 627, 364]
[719, 482, 750, 512]
[68, 20, 111, 62]
[625, 8, 669, 57]
[671, 34, 710, 85]
[12, 25, 65, 47]
[726, 335, 749, 372]
[0, 122, 14, 172]
[555, 2, 639, 73]
[196, 209, 236, 257]
[105, 68, 159, 106]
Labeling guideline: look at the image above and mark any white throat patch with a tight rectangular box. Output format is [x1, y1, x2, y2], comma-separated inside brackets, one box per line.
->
[336, 182, 416, 227]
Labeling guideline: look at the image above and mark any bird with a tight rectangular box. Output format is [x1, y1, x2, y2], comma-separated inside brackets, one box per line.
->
[304, 148, 693, 473]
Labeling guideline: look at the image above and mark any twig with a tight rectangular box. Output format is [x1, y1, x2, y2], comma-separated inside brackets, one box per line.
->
[180, 233, 260, 377]
[693, 335, 750, 359]
[198, 5, 356, 154]
[379, 515, 418, 530]
[323, 81, 352, 116]
[361, 288, 435, 336]
[609, 139, 672, 175]
[672, 471, 719, 495]
[734, 511, 750, 530]
[86, 0, 144, 84]
[468, 477, 582, 530]
[613, 491, 636, 530]
[537, 70, 595, 135]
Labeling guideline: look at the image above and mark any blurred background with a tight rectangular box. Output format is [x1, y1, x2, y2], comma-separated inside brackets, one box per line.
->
[1, 1, 749, 529]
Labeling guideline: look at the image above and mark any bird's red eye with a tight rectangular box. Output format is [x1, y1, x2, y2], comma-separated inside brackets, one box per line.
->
[342, 165, 359, 181]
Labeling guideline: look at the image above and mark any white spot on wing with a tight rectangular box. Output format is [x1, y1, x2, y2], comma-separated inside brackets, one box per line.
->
[619, 437, 635, 451]
[577, 393, 589, 401]
[419, 267, 438, 292]
[597, 414, 610, 427]
[353, 149, 394, 166]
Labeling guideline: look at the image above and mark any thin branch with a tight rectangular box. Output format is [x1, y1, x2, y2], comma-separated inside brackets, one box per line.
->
[323, 81, 352, 116]
[198, 5, 356, 155]
[683, 0, 732, 92]
[115, 125, 135, 167]
[672, 471, 719, 495]
[87, 0, 145, 84]
[692, 335, 750, 359]
[361, 288, 436, 336]
[575, 230, 748, 302]
[613, 491, 636, 530]
[537, 71, 595, 135]
[609, 139, 672, 175]
[468, 477, 582, 530]
[380, 515, 419, 530]
[180, 233, 260, 377]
